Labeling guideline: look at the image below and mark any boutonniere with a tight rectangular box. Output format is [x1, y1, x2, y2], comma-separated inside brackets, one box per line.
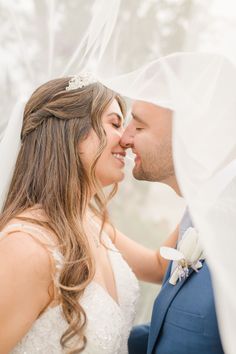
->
[160, 227, 205, 285]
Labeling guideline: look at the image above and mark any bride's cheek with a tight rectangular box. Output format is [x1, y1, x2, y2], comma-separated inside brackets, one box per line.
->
[113, 129, 122, 138]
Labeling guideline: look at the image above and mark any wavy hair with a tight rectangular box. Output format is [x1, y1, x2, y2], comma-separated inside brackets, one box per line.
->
[0, 77, 126, 353]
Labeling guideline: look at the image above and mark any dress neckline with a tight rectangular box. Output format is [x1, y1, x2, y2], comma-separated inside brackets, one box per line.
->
[92, 240, 121, 308]
[87, 217, 121, 306]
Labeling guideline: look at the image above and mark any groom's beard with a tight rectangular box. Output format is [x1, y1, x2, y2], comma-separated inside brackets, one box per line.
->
[133, 142, 174, 182]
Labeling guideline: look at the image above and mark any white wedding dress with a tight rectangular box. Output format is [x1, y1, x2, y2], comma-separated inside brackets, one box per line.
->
[1, 223, 140, 354]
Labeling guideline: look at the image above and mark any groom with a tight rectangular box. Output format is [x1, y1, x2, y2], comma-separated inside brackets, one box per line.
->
[120, 101, 224, 354]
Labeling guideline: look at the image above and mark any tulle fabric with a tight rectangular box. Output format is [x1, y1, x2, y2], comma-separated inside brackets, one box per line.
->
[1, 1, 236, 352]
[103, 52, 236, 354]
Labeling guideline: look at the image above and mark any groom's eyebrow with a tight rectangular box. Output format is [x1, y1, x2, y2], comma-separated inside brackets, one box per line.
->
[131, 113, 147, 125]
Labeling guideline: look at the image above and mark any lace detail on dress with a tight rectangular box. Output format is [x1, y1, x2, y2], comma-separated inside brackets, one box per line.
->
[3, 224, 140, 354]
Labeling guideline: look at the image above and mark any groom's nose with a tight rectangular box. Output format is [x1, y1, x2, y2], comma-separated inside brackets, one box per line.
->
[120, 125, 134, 149]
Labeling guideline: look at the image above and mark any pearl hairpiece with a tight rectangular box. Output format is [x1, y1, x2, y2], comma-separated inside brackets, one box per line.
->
[65, 72, 97, 91]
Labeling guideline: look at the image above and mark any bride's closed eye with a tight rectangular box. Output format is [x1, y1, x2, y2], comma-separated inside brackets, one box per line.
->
[106, 111, 124, 130]
[112, 122, 121, 129]
[111, 117, 123, 129]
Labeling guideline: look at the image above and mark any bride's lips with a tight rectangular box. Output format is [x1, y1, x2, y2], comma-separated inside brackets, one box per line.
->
[112, 152, 126, 166]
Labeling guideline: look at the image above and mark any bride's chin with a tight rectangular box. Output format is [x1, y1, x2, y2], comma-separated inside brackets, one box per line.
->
[116, 170, 125, 183]
[100, 173, 126, 187]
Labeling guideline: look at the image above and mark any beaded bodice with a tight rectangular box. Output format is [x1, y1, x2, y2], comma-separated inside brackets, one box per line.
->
[4, 224, 139, 354]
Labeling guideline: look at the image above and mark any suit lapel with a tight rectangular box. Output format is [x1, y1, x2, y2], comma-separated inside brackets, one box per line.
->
[147, 209, 197, 353]
[147, 266, 194, 354]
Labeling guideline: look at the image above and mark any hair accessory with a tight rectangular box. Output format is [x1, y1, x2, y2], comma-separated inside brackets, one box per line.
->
[65, 72, 97, 91]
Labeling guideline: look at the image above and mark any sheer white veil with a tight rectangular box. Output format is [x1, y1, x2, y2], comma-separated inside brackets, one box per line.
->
[0, 98, 26, 210]
[1, 1, 236, 352]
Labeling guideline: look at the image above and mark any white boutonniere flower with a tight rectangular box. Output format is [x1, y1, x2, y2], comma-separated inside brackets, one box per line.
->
[160, 227, 205, 285]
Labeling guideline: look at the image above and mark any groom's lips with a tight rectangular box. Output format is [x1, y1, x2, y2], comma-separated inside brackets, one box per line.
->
[134, 153, 141, 164]
[132, 149, 140, 163]
[132, 149, 141, 165]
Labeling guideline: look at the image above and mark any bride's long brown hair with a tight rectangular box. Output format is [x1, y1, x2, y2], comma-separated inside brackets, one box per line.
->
[0, 78, 126, 353]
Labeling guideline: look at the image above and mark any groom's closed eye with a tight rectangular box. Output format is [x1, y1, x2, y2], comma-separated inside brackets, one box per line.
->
[131, 114, 146, 131]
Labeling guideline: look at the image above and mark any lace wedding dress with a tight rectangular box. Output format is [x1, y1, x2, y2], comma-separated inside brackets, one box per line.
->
[1, 223, 140, 354]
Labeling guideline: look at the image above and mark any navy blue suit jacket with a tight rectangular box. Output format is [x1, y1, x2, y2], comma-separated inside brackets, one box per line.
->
[128, 215, 224, 354]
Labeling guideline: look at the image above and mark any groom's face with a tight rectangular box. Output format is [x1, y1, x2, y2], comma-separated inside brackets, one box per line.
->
[120, 101, 175, 184]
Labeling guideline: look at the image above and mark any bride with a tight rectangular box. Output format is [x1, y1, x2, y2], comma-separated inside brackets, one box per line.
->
[0, 74, 178, 354]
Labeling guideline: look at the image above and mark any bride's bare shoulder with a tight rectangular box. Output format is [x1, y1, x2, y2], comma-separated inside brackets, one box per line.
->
[0, 209, 54, 351]
[0, 227, 53, 286]
[0, 205, 57, 284]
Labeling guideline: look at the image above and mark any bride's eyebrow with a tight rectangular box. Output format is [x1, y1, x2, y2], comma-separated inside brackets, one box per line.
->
[107, 112, 124, 124]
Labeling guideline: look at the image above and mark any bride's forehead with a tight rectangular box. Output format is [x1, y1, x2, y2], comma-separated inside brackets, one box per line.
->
[102, 100, 123, 120]
[106, 99, 122, 113]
